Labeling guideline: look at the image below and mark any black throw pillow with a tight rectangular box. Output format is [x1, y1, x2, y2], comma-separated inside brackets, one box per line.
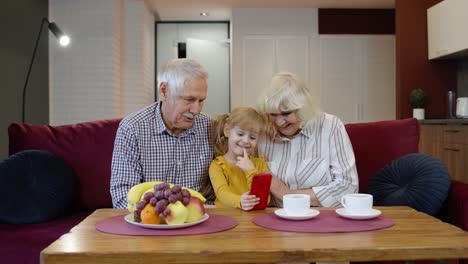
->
[0, 150, 76, 224]
[367, 153, 450, 216]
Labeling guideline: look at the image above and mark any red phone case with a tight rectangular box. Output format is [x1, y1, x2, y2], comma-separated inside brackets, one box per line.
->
[249, 173, 272, 210]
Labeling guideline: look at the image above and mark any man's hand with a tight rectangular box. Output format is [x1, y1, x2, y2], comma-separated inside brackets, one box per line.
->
[240, 192, 259, 211]
[235, 149, 255, 172]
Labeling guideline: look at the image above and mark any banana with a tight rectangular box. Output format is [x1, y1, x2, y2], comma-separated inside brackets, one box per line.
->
[127, 181, 207, 212]
[127, 181, 162, 212]
[139, 187, 155, 201]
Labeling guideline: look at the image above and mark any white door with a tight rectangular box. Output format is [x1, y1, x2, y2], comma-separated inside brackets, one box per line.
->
[187, 38, 230, 118]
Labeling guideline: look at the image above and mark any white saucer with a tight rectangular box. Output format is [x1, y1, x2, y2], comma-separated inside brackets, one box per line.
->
[274, 208, 320, 220]
[335, 208, 381, 220]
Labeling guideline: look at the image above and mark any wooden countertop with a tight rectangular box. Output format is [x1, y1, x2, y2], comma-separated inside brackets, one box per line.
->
[419, 118, 468, 124]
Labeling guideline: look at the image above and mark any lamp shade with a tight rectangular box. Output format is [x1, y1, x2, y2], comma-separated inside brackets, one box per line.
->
[48, 22, 70, 46]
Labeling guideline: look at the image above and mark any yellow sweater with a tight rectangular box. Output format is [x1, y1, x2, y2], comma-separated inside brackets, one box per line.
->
[209, 156, 269, 208]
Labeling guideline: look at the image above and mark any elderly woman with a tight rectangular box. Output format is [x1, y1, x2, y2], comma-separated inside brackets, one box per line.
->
[257, 72, 358, 207]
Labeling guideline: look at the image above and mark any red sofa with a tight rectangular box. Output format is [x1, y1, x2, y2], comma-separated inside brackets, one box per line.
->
[1, 117, 467, 264]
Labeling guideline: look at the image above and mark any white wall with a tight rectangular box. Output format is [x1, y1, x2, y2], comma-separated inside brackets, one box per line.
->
[49, 0, 154, 125]
[122, 0, 155, 114]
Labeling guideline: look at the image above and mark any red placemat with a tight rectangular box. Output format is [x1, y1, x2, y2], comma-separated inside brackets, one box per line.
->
[252, 210, 394, 233]
[96, 214, 237, 236]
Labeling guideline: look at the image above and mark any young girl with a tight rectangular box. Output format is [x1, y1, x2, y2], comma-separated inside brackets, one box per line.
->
[209, 107, 270, 210]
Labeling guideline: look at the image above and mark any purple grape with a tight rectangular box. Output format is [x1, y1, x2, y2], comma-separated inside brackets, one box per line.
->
[175, 192, 183, 202]
[149, 197, 157, 206]
[182, 197, 190, 206]
[136, 200, 147, 211]
[157, 183, 168, 190]
[159, 198, 168, 205]
[172, 185, 182, 193]
[155, 190, 165, 200]
[154, 184, 163, 191]
[181, 189, 190, 198]
[168, 194, 178, 204]
[155, 201, 166, 214]
[143, 192, 154, 202]
[164, 189, 172, 199]
[156, 199, 167, 207]
[163, 207, 171, 216]
[134, 210, 141, 222]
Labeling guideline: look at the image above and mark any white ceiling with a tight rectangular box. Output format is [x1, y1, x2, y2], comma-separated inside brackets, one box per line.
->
[147, 0, 395, 21]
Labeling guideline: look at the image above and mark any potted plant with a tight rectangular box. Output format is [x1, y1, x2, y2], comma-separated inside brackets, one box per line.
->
[410, 88, 427, 120]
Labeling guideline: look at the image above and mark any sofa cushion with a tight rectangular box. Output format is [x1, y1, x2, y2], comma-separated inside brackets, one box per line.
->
[0, 211, 91, 264]
[0, 150, 76, 224]
[8, 118, 122, 210]
[442, 180, 468, 231]
[345, 118, 419, 193]
[367, 153, 450, 216]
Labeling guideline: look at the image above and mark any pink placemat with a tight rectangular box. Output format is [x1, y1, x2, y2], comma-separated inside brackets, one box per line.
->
[96, 214, 237, 236]
[252, 210, 394, 233]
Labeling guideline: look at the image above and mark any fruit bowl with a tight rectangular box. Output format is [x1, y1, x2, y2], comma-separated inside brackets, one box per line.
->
[124, 213, 209, 229]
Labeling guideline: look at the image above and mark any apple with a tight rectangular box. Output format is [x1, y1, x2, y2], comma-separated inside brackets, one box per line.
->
[186, 197, 206, 223]
[165, 201, 189, 225]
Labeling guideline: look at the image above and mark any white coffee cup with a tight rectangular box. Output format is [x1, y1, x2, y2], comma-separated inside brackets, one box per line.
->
[283, 194, 310, 216]
[341, 193, 373, 214]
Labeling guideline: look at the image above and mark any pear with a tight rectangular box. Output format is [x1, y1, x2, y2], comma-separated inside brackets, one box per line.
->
[165, 201, 189, 225]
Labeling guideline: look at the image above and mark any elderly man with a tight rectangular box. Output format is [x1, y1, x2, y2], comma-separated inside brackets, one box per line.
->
[110, 58, 214, 209]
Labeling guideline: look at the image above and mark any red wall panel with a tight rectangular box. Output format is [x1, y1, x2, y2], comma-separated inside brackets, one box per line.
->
[319, 9, 395, 34]
[395, 0, 457, 119]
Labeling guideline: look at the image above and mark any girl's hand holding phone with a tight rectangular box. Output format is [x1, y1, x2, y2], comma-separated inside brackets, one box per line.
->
[236, 149, 254, 172]
[240, 192, 260, 211]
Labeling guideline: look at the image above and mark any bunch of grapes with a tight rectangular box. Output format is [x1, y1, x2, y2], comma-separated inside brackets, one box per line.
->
[134, 182, 191, 222]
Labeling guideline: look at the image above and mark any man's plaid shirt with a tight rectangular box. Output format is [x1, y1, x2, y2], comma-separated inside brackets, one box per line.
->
[110, 102, 214, 208]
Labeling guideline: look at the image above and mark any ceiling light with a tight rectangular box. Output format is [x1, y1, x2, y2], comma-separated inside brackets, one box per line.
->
[200, 12, 209, 17]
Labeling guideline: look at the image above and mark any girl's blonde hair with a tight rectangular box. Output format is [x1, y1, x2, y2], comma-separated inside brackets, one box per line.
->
[257, 72, 319, 127]
[212, 107, 267, 157]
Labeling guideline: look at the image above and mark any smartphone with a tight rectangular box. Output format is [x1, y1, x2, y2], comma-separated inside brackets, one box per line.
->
[249, 172, 272, 210]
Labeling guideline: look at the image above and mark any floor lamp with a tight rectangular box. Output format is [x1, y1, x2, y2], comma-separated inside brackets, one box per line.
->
[22, 17, 70, 123]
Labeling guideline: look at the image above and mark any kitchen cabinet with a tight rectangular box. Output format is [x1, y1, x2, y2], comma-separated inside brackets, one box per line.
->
[419, 123, 468, 183]
[427, 0, 468, 60]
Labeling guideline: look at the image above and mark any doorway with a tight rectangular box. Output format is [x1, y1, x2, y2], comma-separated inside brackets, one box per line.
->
[156, 22, 230, 118]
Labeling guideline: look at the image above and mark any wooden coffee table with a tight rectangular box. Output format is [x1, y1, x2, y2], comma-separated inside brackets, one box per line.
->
[41, 206, 468, 264]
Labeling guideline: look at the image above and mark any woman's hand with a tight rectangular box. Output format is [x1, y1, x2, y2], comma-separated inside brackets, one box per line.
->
[235, 149, 255, 172]
[270, 175, 290, 199]
[270, 176, 322, 206]
[240, 192, 259, 211]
